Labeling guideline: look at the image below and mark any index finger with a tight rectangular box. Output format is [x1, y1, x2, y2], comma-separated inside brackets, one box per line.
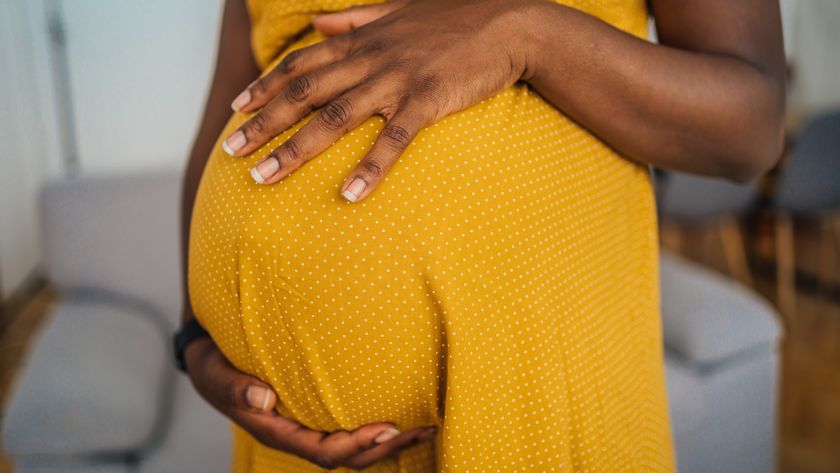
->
[344, 426, 437, 469]
[230, 409, 401, 468]
[232, 35, 352, 114]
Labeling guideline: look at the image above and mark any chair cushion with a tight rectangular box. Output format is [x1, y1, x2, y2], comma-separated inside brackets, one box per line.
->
[1, 297, 171, 458]
[659, 251, 781, 366]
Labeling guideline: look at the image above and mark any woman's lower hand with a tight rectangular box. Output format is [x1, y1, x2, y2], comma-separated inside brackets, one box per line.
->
[184, 336, 437, 470]
[221, 0, 539, 202]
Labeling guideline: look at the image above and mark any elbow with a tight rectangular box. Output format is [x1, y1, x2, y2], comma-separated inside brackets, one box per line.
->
[721, 96, 786, 184]
[725, 133, 784, 184]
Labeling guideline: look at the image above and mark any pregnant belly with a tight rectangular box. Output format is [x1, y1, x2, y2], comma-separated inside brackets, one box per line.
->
[188, 31, 650, 434]
[190, 134, 447, 432]
[187, 99, 457, 432]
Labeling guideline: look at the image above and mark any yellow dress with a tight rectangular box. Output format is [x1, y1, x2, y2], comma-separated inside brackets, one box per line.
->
[188, 0, 676, 471]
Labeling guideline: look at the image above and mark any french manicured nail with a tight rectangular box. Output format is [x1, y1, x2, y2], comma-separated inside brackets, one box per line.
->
[250, 157, 280, 184]
[418, 428, 438, 440]
[341, 177, 366, 202]
[231, 89, 251, 112]
[246, 385, 271, 411]
[222, 131, 246, 156]
[374, 427, 401, 444]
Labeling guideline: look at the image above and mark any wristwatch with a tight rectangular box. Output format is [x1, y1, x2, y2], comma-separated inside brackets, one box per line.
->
[173, 317, 210, 373]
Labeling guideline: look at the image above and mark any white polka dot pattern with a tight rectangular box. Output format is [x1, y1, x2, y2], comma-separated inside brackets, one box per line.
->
[188, 1, 675, 471]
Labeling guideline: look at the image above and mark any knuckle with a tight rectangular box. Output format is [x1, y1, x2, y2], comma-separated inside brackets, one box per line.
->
[254, 430, 278, 448]
[345, 25, 364, 46]
[387, 58, 411, 77]
[267, 428, 289, 447]
[283, 139, 302, 162]
[381, 123, 412, 149]
[360, 39, 387, 55]
[279, 50, 303, 74]
[224, 378, 244, 408]
[360, 159, 385, 178]
[328, 32, 354, 56]
[319, 99, 353, 131]
[378, 103, 399, 122]
[413, 73, 445, 104]
[249, 77, 267, 97]
[311, 452, 341, 470]
[352, 439, 368, 455]
[414, 73, 443, 95]
[286, 75, 313, 103]
[247, 111, 270, 136]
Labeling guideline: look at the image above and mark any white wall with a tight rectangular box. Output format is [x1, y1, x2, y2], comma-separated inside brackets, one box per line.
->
[783, 0, 840, 113]
[62, 0, 223, 174]
[0, 0, 222, 300]
[0, 0, 62, 298]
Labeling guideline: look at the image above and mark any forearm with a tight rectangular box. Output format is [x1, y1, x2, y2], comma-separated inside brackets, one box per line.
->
[521, 2, 786, 181]
[181, 0, 260, 325]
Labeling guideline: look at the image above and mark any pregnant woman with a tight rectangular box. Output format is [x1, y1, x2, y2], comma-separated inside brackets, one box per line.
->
[177, 0, 785, 471]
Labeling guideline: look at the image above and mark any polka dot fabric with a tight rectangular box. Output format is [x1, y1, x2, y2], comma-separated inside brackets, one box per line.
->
[188, 0, 676, 471]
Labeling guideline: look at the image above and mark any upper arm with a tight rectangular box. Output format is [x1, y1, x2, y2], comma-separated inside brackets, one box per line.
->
[213, 0, 260, 99]
[650, 0, 787, 178]
[650, 0, 787, 87]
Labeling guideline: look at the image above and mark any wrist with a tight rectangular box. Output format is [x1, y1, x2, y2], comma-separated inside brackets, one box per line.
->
[173, 317, 211, 373]
[183, 337, 215, 375]
[516, 1, 571, 83]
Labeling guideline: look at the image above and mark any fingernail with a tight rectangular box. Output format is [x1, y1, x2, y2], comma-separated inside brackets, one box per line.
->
[246, 385, 271, 410]
[250, 156, 280, 184]
[231, 89, 252, 112]
[373, 427, 401, 444]
[341, 177, 366, 202]
[222, 131, 247, 156]
[418, 428, 438, 440]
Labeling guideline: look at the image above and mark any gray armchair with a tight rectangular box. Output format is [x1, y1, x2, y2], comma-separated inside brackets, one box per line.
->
[1, 171, 781, 472]
[659, 251, 781, 473]
[1, 172, 229, 473]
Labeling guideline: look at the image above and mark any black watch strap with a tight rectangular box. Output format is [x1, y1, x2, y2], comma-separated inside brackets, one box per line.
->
[173, 317, 210, 373]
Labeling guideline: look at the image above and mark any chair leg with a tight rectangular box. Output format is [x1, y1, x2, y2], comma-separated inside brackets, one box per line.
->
[776, 213, 796, 331]
[660, 223, 682, 254]
[829, 216, 840, 296]
[833, 216, 840, 255]
[817, 220, 834, 296]
[719, 217, 754, 287]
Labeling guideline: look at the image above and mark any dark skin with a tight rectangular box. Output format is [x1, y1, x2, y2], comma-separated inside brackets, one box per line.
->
[223, 0, 785, 197]
[183, 0, 785, 469]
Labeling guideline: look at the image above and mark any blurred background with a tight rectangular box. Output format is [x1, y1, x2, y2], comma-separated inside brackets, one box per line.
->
[0, 1, 838, 472]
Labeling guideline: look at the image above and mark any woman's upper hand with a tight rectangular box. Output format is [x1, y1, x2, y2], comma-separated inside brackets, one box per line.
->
[184, 336, 437, 470]
[221, 0, 538, 202]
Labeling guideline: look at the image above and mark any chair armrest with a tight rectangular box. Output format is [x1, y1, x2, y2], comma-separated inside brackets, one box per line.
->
[659, 251, 781, 366]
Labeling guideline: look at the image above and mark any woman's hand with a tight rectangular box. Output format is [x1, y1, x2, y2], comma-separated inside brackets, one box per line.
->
[184, 336, 437, 470]
[221, 0, 538, 202]
[222, 0, 786, 186]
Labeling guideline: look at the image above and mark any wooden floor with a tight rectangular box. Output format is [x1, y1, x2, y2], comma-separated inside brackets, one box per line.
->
[0, 220, 838, 472]
[0, 289, 53, 473]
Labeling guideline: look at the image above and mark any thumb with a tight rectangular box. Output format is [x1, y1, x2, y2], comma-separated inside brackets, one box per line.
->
[227, 374, 278, 413]
[312, 1, 408, 36]
[244, 382, 278, 412]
